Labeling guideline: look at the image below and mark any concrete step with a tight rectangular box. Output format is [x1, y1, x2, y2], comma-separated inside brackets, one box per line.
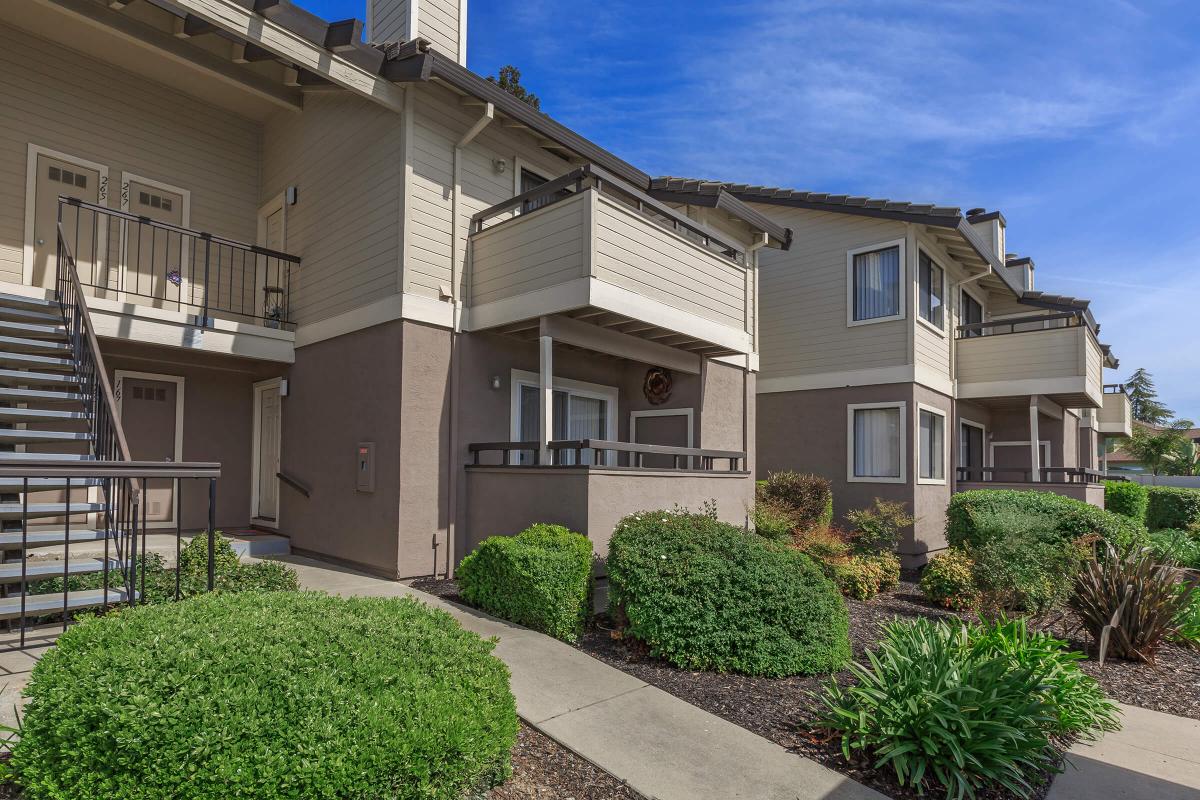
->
[0, 452, 94, 461]
[0, 368, 79, 388]
[0, 336, 70, 355]
[0, 306, 64, 327]
[0, 477, 104, 492]
[0, 293, 59, 313]
[229, 533, 290, 558]
[0, 351, 75, 372]
[0, 529, 106, 548]
[0, 502, 104, 520]
[0, 320, 68, 341]
[0, 429, 91, 445]
[0, 407, 87, 424]
[0, 557, 122, 582]
[0, 387, 88, 405]
[0, 588, 133, 620]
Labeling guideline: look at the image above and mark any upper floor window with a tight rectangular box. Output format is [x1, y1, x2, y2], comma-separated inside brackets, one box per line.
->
[848, 242, 903, 325]
[918, 251, 944, 330]
[961, 289, 984, 338]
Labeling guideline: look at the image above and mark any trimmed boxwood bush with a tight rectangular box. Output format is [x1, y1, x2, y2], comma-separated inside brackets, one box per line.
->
[9, 592, 519, 800]
[756, 471, 833, 531]
[946, 489, 1147, 551]
[1105, 480, 1149, 523]
[1146, 486, 1200, 531]
[458, 523, 593, 642]
[607, 510, 850, 676]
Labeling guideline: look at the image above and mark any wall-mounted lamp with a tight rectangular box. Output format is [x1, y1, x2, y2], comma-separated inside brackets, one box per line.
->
[489, 375, 502, 390]
[492, 158, 507, 174]
[286, 185, 298, 205]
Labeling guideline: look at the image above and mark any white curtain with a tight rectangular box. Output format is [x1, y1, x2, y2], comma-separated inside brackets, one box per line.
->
[854, 408, 900, 478]
[518, 386, 606, 465]
[854, 246, 900, 321]
[568, 396, 607, 465]
[920, 410, 944, 480]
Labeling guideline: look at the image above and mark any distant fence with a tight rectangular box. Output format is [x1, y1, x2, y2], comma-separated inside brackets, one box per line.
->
[1125, 475, 1200, 489]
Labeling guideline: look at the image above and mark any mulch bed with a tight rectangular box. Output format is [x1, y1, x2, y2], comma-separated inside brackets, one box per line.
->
[490, 723, 643, 800]
[414, 575, 1200, 800]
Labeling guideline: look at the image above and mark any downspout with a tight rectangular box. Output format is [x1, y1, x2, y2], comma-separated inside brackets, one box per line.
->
[445, 102, 493, 577]
[744, 233, 769, 482]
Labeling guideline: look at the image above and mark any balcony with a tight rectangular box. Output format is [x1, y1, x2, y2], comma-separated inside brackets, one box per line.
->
[955, 467, 1107, 508]
[467, 165, 752, 357]
[1096, 384, 1133, 437]
[955, 312, 1105, 408]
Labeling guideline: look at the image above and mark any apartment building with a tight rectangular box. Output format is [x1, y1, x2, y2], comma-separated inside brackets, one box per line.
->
[651, 180, 1131, 564]
[0, 0, 790, 592]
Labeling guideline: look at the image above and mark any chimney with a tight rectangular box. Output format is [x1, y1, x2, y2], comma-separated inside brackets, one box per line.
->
[965, 208, 1006, 264]
[1004, 254, 1035, 291]
[367, 0, 467, 64]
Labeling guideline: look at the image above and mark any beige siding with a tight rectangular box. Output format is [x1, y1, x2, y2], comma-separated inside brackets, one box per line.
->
[416, 0, 461, 60]
[0, 22, 260, 286]
[370, 0, 411, 42]
[262, 92, 402, 325]
[957, 326, 1085, 384]
[1098, 391, 1132, 435]
[1084, 328, 1103, 401]
[592, 194, 747, 329]
[753, 206, 908, 380]
[469, 194, 587, 305]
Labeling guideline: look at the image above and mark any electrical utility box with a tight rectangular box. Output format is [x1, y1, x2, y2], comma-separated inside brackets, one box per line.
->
[356, 442, 375, 493]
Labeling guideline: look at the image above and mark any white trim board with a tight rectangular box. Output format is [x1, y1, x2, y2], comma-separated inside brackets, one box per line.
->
[23, 144, 110, 287]
[847, 400, 907, 484]
[114, 369, 185, 529]
[251, 377, 283, 529]
[758, 364, 955, 397]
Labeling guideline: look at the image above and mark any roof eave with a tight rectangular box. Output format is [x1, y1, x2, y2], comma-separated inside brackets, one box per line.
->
[646, 188, 792, 249]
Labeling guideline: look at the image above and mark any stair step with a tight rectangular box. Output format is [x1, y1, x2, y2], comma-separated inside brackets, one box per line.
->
[0, 293, 59, 312]
[0, 306, 64, 326]
[0, 429, 90, 445]
[0, 588, 133, 620]
[0, 320, 68, 341]
[0, 529, 106, 548]
[0, 352, 75, 372]
[0, 368, 79, 388]
[0, 502, 104, 520]
[0, 387, 87, 405]
[0, 557, 122, 582]
[0, 477, 104, 491]
[0, 452, 94, 461]
[0, 336, 70, 355]
[0, 407, 86, 423]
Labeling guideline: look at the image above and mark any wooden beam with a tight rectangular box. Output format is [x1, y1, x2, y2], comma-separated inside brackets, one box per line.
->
[242, 42, 278, 62]
[175, 14, 217, 37]
[170, 0, 403, 112]
[230, 41, 247, 63]
[108, 0, 133, 8]
[282, 66, 300, 87]
[323, 18, 363, 53]
[33, 0, 302, 111]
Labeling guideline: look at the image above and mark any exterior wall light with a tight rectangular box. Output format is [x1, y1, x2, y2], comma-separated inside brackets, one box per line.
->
[490, 375, 501, 390]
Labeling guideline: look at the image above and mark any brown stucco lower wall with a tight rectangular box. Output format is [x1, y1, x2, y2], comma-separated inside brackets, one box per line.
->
[463, 466, 752, 560]
[280, 321, 404, 578]
[912, 384, 953, 562]
[100, 340, 281, 531]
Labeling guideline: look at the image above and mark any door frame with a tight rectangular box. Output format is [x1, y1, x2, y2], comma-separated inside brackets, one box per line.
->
[115, 370, 185, 528]
[255, 193, 288, 320]
[118, 172, 191, 308]
[251, 377, 283, 528]
[630, 407, 695, 468]
[23, 144, 110, 288]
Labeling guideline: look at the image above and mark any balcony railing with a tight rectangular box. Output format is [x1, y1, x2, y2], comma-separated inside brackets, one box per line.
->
[955, 310, 1093, 339]
[956, 466, 1111, 485]
[57, 197, 300, 329]
[468, 439, 746, 471]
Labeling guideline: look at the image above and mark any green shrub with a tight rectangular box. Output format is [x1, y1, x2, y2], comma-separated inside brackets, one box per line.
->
[1173, 586, 1200, 646]
[608, 511, 850, 676]
[750, 498, 796, 541]
[458, 523, 593, 642]
[1146, 486, 1200, 531]
[946, 489, 1147, 551]
[846, 499, 913, 554]
[1149, 529, 1200, 569]
[10, 592, 519, 800]
[756, 471, 833, 531]
[920, 550, 980, 611]
[829, 553, 900, 601]
[1105, 481, 1149, 523]
[972, 529, 1087, 614]
[817, 618, 1061, 799]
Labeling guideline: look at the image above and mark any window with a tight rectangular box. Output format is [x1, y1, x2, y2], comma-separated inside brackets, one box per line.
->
[960, 421, 986, 481]
[511, 371, 616, 465]
[918, 406, 946, 483]
[848, 242, 903, 324]
[961, 290, 983, 337]
[848, 403, 905, 482]
[918, 251, 944, 330]
[519, 168, 569, 214]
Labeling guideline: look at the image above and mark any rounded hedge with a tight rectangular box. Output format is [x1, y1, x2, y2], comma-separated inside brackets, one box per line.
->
[1104, 480, 1149, 523]
[11, 592, 519, 800]
[946, 489, 1146, 551]
[607, 511, 851, 677]
[1146, 486, 1200, 531]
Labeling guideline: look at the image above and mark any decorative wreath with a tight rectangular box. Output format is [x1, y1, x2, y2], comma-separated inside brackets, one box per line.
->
[643, 367, 673, 405]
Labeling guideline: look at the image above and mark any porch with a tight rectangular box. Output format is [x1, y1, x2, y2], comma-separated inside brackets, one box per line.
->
[956, 468, 1107, 508]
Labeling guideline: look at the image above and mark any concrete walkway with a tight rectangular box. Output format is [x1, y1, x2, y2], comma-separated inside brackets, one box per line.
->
[1048, 703, 1200, 800]
[279, 555, 883, 800]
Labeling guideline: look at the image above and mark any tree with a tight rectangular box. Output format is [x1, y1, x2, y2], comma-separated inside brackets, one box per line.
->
[487, 65, 540, 110]
[1123, 419, 1195, 475]
[1125, 368, 1174, 425]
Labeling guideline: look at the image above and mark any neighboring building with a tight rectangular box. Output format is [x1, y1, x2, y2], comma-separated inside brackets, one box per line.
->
[1106, 425, 1200, 475]
[650, 181, 1131, 564]
[0, 0, 790, 585]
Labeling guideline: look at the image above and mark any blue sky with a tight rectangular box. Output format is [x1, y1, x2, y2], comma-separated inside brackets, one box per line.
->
[304, 0, 1200, 420]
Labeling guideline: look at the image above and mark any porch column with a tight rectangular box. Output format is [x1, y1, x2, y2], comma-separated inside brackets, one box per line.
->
[539, 334, 553, 465]
[1102, 439, 1109, 475]
[1029, 396, 1041, 482]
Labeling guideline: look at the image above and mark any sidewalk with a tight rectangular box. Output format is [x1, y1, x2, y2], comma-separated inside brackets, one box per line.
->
[280, 554, 883, 800]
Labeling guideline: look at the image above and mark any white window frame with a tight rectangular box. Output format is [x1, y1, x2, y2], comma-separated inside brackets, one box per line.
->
[847, 401, 907, 484]
[916, 250, 946, 336]
[509, 369, 618, 465]
[958, 418, 989, 479]
[916, 402, 948, 485]
[846, 238, 906, 328]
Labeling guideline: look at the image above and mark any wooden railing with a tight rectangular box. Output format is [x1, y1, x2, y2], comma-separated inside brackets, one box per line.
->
[468, 439, 745, 471]
[956, 310, 1094, 339]
[956, 466, 1111, 485]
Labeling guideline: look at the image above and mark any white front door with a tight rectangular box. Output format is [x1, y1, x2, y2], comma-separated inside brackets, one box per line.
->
[253, 380, 282, 523]
[30, 151, 103, 289]
[122, 179, 186, 308]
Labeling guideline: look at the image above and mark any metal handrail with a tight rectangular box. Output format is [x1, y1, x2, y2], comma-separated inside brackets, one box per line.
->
[1103, 383, 1128, 394]
[956, 466, 1109, 485]
[468, 439, 745, 470]
[277, 470, 311, 498]
[956, 310, 1090, 338]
